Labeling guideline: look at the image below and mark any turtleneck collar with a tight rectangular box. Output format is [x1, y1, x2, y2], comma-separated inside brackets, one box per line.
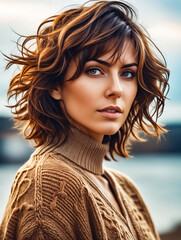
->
[35, 127, 109, 175]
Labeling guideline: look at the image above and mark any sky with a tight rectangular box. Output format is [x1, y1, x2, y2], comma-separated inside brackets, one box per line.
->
[0, 0, 181, 123]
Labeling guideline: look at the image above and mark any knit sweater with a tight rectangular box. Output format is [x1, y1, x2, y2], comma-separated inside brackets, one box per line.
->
[0, 127, 160, 240]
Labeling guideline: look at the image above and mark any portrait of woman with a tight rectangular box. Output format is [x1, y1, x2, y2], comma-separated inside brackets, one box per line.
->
[0, 1, 169, 239]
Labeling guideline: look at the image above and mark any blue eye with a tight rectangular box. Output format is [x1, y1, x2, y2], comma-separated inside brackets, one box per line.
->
[122, 71, 135, 78]
[87, 68, 102, 76]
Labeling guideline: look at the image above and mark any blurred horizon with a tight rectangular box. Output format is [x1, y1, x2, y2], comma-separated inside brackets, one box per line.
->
[0, 0, 181, 124]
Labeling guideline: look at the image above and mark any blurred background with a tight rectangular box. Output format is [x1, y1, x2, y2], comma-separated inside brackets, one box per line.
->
[0, 0, 181, 239]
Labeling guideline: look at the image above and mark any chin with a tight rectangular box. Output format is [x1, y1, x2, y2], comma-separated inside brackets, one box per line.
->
[101, 126, 121, 136]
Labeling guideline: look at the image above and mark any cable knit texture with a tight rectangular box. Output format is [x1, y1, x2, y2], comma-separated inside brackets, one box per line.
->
[0, 127, 160, 240]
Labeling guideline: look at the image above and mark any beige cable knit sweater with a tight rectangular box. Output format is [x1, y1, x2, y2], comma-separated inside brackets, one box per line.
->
[0, 127, 160, 240]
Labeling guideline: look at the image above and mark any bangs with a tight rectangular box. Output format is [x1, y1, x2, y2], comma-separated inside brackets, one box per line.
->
[61, 2, 138, 81]
[66, 31, 137, 81]
[87, 33, 130, 62]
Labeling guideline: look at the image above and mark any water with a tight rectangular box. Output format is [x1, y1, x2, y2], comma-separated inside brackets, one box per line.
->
[0, 154, 181, 234]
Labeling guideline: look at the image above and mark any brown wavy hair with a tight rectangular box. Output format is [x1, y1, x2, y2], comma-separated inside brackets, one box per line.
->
[6, 0, 169, 159]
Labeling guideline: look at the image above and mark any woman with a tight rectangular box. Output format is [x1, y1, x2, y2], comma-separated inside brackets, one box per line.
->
[0, 1, 169, 239]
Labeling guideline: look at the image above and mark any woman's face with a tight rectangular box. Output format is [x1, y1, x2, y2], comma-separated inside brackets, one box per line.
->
[52, 39, 138, 142]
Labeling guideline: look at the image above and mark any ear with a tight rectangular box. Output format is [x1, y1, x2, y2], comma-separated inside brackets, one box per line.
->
[49, 86, 62, 100]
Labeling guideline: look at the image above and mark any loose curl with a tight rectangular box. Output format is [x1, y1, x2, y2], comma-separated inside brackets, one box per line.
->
[6, 1, 169, 159]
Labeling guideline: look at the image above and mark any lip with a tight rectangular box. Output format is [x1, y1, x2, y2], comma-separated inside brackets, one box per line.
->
[97, 105, 122, 119]
[99, 105, 122, 113]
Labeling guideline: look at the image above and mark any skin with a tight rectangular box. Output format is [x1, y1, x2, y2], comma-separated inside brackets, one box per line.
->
[50, 38, 138, 213]
[51, 39, 138, 143]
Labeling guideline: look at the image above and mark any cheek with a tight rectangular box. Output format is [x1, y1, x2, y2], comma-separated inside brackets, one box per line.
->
[125, 83, 138, 107]
[62, 82, 98, 111]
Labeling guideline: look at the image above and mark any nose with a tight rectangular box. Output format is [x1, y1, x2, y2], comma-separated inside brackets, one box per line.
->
[104, 73, 123, 99]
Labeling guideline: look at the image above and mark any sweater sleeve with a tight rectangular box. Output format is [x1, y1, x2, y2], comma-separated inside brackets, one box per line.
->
[0, 154, 95, 240]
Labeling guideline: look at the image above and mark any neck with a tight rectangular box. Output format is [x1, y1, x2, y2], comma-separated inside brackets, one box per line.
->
[36, 126, 109, 175]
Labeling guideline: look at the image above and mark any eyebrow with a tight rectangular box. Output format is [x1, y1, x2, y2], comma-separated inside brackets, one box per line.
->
[89, 59, 138, 68]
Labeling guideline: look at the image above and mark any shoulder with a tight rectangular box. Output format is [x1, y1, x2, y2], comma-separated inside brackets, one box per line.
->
[11, 150, 87, 207]
[37, 151, 85, 187]
[8, 149, 85, 202]
[35, 152, 86, 206]
[1, 152, 89, 240]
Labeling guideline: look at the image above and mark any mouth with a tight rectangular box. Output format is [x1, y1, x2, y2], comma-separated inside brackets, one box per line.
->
[97, 106, 122, 119]
[98, 105, 122, 113]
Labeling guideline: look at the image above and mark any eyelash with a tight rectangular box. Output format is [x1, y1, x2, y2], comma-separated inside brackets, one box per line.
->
[86, 67, 136, 79]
